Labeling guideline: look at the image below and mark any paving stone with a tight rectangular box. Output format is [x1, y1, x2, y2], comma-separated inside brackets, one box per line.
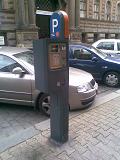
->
[90, 137, 99, 145]
[73, 143, 87, 155]
[82, 150, 98, 160]
[57, 151, 71, 160]
[0, 151, 13, 160]
[96, 134, 109, 145]
[96, 142, 120, 160]
[69, 150, 88, 160]
[98, 124, 111, 131]
[5, 157, 17, 160]
[97, 128, 111, 138]
[75, 137, 88, 146]
[61, 144, 75, 155]
[1, 94, 120, 160]
[0, 104, 47, 142]
[44, 155, 60, 160]
[91, 131, 100, 138]
[87, 143, 112, 160]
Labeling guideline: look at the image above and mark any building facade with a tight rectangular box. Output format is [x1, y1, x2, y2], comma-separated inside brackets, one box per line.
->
[0, 0, 37, 47]
[69, 0, 120, 43]
[0, 0, 120, 47]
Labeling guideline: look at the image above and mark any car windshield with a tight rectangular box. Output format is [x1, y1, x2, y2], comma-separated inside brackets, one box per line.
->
[90, 46, 107, 59]
[14, 51, 34, 65]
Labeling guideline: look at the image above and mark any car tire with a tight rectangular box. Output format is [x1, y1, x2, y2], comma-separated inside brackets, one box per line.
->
[103, 72, 120, 87]
[37, 94, 50, 116]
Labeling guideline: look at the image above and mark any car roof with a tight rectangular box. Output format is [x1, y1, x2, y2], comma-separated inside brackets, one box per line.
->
[69, 42, 92, 49]
[0, 46, 30, 56]
[94, 39, 120, 42]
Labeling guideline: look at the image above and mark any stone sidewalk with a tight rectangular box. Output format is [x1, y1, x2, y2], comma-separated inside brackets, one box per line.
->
[1, 90, 120, 160]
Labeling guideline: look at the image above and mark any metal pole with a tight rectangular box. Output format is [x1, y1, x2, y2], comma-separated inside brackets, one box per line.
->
[50, 85, 69, 143]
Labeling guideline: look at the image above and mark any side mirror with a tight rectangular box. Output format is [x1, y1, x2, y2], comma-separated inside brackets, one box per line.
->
[12, 67, 25, 77]
[92, 57, 98, 62]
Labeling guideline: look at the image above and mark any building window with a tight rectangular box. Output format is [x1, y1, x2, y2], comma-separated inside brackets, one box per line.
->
[0, 0, 2, 9]
[0, 33, 7, 46]
[2, 0, 9, 10]
[35, 0, 59, 11]
[81, 33, 87, 43]
[80, 0, 87, 18]
[93, 0, 100, 19]
[94, 33, 99, 42]
[106, 0, 111, 20]
[116, 3, 120, 21]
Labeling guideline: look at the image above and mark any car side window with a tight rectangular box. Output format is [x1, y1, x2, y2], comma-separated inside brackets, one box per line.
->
[117, 42, 120, 51]
[97, 42, 114, 50]
[0, 54, 25, 73]
[96, 42, 103, 49]
[73, 48, 92, 60]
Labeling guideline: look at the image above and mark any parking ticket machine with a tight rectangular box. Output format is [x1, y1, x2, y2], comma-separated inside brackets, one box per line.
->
[34, 39, 68, 93]
[33, 10, 69, 143]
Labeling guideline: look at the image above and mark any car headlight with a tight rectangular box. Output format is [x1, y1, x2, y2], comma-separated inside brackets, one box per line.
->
[77, 83, 91, 92]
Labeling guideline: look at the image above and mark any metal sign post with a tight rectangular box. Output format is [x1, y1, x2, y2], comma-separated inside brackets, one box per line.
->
[50, 10, 69, 143]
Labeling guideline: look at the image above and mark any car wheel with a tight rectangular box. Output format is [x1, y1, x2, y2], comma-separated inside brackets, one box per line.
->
[38, 94, 50, 116]
[103, 72, 119, 87]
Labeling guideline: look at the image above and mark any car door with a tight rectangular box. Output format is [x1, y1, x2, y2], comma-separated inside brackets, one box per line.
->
[0, 54, 32, 105]
[69, 46, 101, 80]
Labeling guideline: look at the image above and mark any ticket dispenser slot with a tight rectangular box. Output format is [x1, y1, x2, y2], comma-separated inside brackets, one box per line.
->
[48, 42, 68, 92]
[48, 43, 66, 70]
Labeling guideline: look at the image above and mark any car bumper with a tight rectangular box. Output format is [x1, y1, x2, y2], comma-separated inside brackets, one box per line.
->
[69, 83, 98, 110]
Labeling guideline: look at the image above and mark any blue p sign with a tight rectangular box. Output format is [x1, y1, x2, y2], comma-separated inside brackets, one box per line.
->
[52, 19, 58, 33]
[50, 11, 69, 40]
[50, 12, 61, 39]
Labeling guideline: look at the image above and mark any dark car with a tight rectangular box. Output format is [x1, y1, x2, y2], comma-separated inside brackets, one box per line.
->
[69, 43, 120, 87]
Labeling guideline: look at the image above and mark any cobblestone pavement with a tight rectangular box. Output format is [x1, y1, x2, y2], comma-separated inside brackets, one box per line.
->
[1, 93, 120, 160]
[0, 84, 117, 142]
[0, 104, 48, 140]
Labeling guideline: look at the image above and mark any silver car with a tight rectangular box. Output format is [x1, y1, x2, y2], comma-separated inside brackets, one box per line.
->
[0, 47, 98, 116]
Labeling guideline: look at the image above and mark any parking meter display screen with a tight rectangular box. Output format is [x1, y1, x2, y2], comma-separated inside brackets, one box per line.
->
[48, 43, 66, 70]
